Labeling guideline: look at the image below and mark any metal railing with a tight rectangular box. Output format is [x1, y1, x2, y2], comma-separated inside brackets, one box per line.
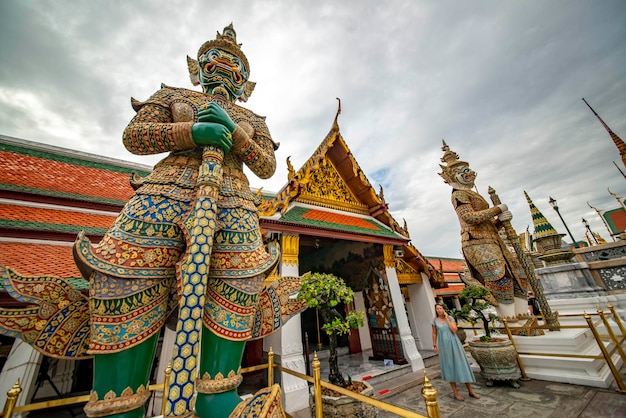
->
[2, 349, 439, 418]
[1, 363, 173, 418]
[468, 303, 626, 394]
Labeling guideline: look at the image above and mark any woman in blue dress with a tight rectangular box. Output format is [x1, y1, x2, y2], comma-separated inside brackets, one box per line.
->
[432, 303, 480, 401]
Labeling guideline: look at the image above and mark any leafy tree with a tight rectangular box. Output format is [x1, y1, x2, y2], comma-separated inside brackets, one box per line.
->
[457, 285, 500, 341]
[298, 272, 365, 387]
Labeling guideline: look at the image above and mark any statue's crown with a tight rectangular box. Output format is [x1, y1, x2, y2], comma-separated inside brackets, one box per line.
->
[197, 23, 250, 74]
[438, 140, 468, 184]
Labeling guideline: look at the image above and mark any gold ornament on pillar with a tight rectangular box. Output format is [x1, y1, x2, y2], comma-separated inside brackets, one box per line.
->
[281, 234, 300, 267]
[383, 245, 395, 268]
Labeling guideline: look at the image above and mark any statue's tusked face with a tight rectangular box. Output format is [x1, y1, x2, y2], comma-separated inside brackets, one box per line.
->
[454, 165, 477, 188]
[198, 48, 248, 101]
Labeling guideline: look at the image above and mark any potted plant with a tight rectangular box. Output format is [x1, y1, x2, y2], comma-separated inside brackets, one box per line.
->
[298, 272, 375, 417]
[456, 286, 500, 341]
[457, 285, 522, 387]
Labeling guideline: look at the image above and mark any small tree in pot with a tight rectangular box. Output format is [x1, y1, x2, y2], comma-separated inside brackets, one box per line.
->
[457, 285, 500, 341]
[458, 285, 522, 387]
[298, 272, 365, 387]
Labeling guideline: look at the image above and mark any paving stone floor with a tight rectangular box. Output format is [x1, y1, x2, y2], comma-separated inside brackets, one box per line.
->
[291, 349, 626, 418]
[373, 370, 626, 418]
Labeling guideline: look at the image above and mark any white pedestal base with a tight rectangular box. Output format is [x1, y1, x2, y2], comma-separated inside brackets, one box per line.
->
[512, 327, 623, 388]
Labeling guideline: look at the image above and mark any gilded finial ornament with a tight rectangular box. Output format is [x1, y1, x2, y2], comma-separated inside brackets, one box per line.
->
[287, 156, 295, 181]
[438, 139, 468, 185]
[197, 23, 249, 72]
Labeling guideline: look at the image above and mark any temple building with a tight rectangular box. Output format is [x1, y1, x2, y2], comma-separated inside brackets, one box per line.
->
[427, 257, 467, 310]
[0, 110, 446, 413]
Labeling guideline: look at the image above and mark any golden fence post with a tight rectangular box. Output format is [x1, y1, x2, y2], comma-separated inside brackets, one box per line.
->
[420, 371, 440, 418]
[503, 319, 529, 380]
[161, 362, 172, 417]
[315, 308, 323, 351]
[608, 304, 626, 338]
[585, 313, 626, 393]
[2, 379, 22, 418]
[598, 308, 626, 364]
[312, 352, 322, 418]
[268, 346, 274, 387]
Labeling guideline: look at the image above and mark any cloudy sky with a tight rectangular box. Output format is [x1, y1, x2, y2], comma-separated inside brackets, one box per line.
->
[1, 0, 625, 259]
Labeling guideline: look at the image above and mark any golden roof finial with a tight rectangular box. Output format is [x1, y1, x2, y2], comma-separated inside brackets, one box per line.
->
[439, 140, 468, 184]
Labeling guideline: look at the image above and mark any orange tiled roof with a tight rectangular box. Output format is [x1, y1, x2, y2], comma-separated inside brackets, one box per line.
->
[434, 283, 465, 295]
[427, 257, 466, 272]
[0, 242, 81, 278]
[0, 203, 117, 230]
[302, 209, 379, 230]
[0, 149, 143, 204]
[279, 206, 402, 239]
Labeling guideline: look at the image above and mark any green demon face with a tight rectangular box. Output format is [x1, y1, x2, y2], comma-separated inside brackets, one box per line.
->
[198, 48, 248, 101]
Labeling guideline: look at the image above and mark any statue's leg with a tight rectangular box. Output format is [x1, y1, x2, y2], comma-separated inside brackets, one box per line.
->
[514, 296, 528, 317]
[195, 328, 246, 418]
[495, 301, 516, 320]
[512, 275, 530, 317]
[89, 333, 159, 418]
[75, 194, 186, 417]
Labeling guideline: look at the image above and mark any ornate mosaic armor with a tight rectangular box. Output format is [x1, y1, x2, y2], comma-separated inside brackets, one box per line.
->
[74, 85, 279, 352]
[452, 189, 527, 303]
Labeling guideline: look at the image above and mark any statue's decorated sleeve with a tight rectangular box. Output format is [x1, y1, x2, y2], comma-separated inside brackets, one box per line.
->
[123, 102, 195, 155]
[452, 190, 501, 225]
[230, 117, 276, 180]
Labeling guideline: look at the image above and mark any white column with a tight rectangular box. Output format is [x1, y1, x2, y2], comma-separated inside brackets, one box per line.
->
[382, 245, 424, 372]
[385, 265, 424, 371]
[0, 340, 43, 418]
[265, 233, 308, 414]
[353, 292, 371, 351]
[408, 277, 437, 351]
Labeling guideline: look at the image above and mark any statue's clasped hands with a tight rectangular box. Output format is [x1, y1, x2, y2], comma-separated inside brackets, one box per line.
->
[496, 204, 513, 222]
[191, 102, 237, 153]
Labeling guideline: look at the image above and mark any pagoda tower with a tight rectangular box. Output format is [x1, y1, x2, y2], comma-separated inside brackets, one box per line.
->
[524, 191, 574, 265]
